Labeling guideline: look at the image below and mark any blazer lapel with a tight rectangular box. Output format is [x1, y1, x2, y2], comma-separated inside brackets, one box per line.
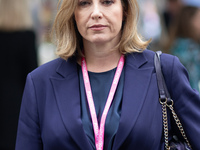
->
[50, 58, 92, 150]
[113, 52, 154, 149]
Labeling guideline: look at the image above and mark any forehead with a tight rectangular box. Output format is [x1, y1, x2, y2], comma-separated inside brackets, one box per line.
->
[75, 0, 123, 2]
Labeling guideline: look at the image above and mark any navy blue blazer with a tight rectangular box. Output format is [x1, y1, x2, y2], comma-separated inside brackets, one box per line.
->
[16, 50, 200, 150]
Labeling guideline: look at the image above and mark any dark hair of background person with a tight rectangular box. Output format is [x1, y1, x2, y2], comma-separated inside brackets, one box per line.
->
[175, 6, 200, 41]
[162, 0, 183, 32]
[0, 0, 38, 149]
[165, 6, 200, 51]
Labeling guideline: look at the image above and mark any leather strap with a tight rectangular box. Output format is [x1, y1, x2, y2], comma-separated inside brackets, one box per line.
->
[154, 51, 171, 102]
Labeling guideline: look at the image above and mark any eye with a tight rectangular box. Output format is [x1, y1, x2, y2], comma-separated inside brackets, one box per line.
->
[78, 0, 91, 7]
[102, 0, 114, 6]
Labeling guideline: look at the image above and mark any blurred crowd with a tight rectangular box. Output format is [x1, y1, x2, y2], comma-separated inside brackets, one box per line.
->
[140, 0, 200, 92]
[0, 0, 199, 149]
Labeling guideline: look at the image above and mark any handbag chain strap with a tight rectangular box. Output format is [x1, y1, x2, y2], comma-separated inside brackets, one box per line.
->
[168, 103, 192, 149]
[154, 51, 192, 150]
[160, 99, 170, 150]
[160, 99, 170, 149]
[160, 99, 192, 150]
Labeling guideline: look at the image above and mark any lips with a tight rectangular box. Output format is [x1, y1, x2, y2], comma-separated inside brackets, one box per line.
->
[89, 24, 107, 31]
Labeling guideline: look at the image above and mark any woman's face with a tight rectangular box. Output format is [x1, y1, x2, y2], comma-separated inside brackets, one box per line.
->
[74, 0, 123, 45]
[191, 9, 200, 40]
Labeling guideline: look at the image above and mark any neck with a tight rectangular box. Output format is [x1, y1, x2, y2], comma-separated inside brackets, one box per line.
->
[81, 43, 121, 73]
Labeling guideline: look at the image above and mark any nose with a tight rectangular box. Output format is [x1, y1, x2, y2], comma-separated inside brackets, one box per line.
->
[91, 4, 103, 19]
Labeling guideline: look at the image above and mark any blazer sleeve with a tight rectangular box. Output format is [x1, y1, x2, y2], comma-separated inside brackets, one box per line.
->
[15, 73, 43, 150]
[162, 55, 200, 150]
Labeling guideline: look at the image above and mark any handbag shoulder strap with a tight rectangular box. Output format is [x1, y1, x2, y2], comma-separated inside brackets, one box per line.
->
[154, 51, 192, 150]
[154, 51, 171, 100]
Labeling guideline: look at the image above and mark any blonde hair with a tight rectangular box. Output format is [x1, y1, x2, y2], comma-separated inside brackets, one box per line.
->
[0, 0, 33, 31]
[52, 0, 151, 60]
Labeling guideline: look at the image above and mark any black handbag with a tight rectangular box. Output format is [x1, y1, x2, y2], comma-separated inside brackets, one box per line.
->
[154, 51, 192, 150]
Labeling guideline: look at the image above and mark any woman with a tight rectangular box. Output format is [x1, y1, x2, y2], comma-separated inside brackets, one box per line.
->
[0, 0, 38, 149]
[165, 0, 200, 92]
[15, 0, 200, 149]
[168, 4, 200, 92]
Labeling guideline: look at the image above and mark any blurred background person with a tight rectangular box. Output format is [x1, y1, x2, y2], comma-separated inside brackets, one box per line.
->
[29, 0, 57, 66]
[36, 0, 57, 65]
[166, 0, 200, 92]
[158, 0, 183, 51]
[162, 0, 183, 33]
[138, 0, 162, 50]
[0, 0, 38, 149]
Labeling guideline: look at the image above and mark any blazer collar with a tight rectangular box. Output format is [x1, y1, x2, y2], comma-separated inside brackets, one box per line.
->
[125, 52, 148, 68]
[55, 57, 78, 78]
[55, 52, 147, 77]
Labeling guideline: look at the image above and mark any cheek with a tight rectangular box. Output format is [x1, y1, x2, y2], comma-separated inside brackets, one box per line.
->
[74, 10, 85, 26]
[196, 20, 200, 31]
[74, 13, 84, 33]
[193, 12, 200, 32]
[193, 20, 200, 35]
[114, 12, 123, 30]
[74, 12, 80, 27]
[115, 7, 123, 25]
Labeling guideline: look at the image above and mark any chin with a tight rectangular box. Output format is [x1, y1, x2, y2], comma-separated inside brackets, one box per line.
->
[90, 38, 109, 44]
[93, 40, 108, 44]
[88, 34, 111, 42]
[94, 36, 117, 43]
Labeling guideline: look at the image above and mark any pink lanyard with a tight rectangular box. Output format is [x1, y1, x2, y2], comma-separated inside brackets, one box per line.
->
[81, 55, 125, 150]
